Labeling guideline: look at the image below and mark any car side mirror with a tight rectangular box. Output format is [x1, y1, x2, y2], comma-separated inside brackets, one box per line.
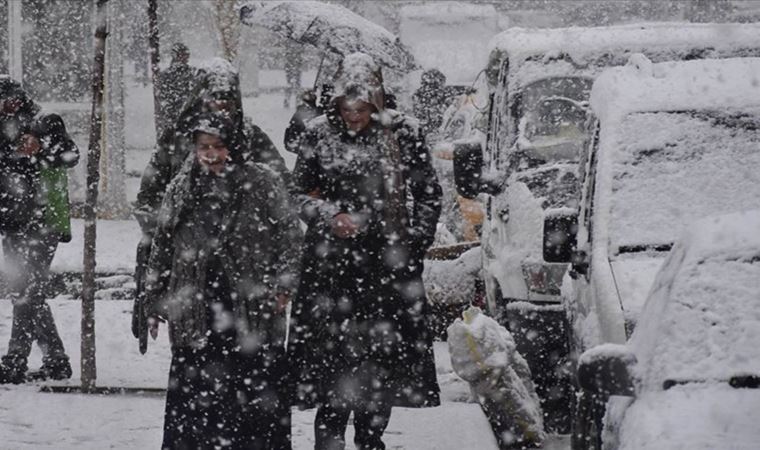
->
[578, 344, 636, 400]
[570, 250, 589, 279]
[453, 141, 504, 199]
[543, 211, 578, 263]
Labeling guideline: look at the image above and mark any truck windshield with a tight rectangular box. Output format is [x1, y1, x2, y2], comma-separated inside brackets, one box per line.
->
[609, 110, 760, 253]
[514, 77, 592, 161]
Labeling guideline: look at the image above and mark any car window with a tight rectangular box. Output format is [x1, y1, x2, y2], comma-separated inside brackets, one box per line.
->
[609, 110, 760, 253]
[513, 164, 579, 210]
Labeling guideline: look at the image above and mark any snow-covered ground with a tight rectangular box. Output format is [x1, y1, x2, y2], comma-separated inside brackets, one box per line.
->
[0, 299, 500, 449]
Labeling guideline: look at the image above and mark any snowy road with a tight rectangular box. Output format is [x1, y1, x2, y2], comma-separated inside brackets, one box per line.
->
[0, 299, 569, 449]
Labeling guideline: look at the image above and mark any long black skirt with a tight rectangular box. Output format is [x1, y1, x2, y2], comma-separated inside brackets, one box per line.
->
[161, 333, 292, 450]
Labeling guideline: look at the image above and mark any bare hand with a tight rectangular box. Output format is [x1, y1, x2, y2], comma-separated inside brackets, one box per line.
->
[17, 134, 41, 157]
[275, 293, 290, 314]
[331, 213, 360, 239]
[148, 315, 165, 340]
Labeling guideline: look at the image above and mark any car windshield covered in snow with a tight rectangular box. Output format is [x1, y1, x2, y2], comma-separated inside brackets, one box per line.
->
[515, 77, 592, 159]
[609, 109, 760, 254]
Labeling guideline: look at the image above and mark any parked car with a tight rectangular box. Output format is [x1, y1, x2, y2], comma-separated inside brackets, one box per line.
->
[453, 22, 760, 432]
[576, 209, 760, 450]
[550, 57, 760, 448]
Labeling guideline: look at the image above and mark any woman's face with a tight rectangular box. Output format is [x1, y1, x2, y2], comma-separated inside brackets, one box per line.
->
[338, 99, 374, 133]
[195, 133, 229, 174]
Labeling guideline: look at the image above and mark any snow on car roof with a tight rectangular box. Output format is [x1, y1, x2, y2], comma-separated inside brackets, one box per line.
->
[590, 57, 760, 119]
[400, 1, 496, 21]
[631, 210, 760, 389]
[489, 22, 760, 65]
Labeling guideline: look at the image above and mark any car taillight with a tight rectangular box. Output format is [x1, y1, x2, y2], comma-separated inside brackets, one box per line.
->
[521, 262, 566, 296]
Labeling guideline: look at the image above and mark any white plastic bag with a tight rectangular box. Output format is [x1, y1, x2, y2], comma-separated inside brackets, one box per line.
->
[447, 306, 546, 447]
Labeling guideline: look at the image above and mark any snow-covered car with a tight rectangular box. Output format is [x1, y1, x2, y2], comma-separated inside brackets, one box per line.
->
[575, 210, 760, 450]
[554, 57, 760, 448]
[452, 23, 760, 433]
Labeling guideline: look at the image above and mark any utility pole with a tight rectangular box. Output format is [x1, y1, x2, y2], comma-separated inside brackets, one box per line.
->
[82, 0, 109, 393]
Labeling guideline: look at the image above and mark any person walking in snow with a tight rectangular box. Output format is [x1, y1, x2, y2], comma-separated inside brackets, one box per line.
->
[290, 52, 442, 450]
[133, 58, 291, 349]
[144, 112, 302, 449]
[0, 76, 79, 383]
[412, 68, 448, 139]
[156, 42, 195, 138]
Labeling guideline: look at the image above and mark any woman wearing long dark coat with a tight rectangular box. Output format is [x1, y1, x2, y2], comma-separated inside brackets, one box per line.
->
[144, 113, 302, 449]
[291, 53, 443, 450]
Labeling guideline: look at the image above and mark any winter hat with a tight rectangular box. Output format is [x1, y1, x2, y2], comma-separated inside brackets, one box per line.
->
[332, 52, 385, 112]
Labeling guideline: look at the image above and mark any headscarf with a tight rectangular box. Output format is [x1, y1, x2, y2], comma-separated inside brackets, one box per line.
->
[167, 58, 245, 142]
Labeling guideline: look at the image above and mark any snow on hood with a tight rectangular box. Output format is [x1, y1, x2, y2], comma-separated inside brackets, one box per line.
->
[630, 210, 760, 390]
[618, 385, 760, 450]
[195, 57, 239, 94]
[591, 57, 760, 120]
[332, 52, 385, 112]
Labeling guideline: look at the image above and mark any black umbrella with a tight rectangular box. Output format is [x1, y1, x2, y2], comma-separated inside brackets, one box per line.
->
[240, 1, 417, 73]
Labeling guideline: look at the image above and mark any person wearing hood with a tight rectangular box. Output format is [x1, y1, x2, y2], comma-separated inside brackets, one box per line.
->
[412, 68, 448, 138]
[144, 112, 302, 449]
[133, 58, 291, 346]
[290, 53, 442, 450]
[0, 76, 79, 383]
[155, 42, 195, 138]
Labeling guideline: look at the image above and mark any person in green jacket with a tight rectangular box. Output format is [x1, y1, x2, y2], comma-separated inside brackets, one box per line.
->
[0, 76, 79, 383]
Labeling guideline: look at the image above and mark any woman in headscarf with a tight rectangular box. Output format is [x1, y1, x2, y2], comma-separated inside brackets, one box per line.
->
[133, 57, 292, 353]
[144, 112, 302, 449]
[291, 53, 442, 450]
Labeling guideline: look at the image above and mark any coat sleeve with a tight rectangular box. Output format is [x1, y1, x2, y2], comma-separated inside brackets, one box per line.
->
[134, 134, 175, 236]
[246, 121, 293, 189]
[401, 122, 442, 251]
[143, 200, 176, 318]
[34, 114, 80, 169]
[261, 170, 303, 294]
[291, 127, 341, 224]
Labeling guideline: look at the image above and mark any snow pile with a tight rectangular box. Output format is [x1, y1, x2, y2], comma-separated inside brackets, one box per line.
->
[423, 246, 480, 306]
[630, 210, 760, 390]
[447, 307, 545, 446]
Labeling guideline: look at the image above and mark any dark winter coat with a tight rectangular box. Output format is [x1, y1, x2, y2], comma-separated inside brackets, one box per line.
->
[0, 78, 79, 236]
[144, 155, 302, 349]
[135, 59, 291, 235]
[290, 106, 443, 409]
[413, 69, 449, 137]
[156, 60, 196, 138]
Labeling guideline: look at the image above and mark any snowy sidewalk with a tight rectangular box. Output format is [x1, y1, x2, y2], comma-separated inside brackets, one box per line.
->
[0, 299, 503, 450]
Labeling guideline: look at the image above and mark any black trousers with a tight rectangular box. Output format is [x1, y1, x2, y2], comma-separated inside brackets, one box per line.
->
[162, 334, 292, 450]
[1, 230, 67, 372]
[314, 403, 392, 450]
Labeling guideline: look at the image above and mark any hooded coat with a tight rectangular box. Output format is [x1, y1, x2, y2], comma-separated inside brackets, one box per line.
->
[0, 76, 79, 236]
[135, 58, 291, 235]
[290, 53, 442, 409]
[144, 146, 302, 348]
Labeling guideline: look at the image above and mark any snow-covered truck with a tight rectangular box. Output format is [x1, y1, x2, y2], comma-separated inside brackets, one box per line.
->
[558, 56, 760, 449]
[452, 22, 760, 433]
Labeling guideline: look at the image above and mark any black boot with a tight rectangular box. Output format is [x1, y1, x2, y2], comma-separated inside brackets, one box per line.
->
[0, 363, 26, 384]
[27, 359, 72, 381]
